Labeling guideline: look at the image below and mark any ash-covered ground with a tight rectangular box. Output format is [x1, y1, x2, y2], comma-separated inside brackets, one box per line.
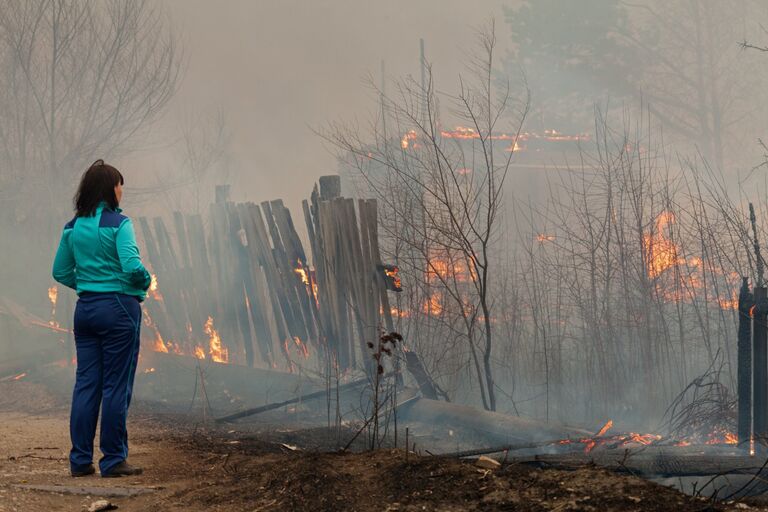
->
[0, 379, 765, 512]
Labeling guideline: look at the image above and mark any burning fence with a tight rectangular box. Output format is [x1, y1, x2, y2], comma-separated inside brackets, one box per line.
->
[132, 177, 399, 373]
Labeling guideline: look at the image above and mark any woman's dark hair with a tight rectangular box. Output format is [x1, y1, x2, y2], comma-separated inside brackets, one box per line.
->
[74, 159, 124, 217]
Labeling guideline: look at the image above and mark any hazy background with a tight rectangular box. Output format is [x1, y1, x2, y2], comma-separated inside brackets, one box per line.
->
[123, 0, 512, 215]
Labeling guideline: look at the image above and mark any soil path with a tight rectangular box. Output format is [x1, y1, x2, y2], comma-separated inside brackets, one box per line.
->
[0, 411, 204, 512]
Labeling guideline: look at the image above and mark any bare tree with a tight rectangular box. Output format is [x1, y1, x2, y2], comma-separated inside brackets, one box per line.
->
[515, 109, 756, 423]
[0, 0, 181, 223]
[324, 21, 529, 411]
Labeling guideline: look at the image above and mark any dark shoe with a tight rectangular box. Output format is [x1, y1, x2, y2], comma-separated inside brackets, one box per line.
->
[102, 461, 143, 478]
[71, 464, 95, 477]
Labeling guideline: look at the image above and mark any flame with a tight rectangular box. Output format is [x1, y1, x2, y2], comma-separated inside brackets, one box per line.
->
[148, 274, 163, 301]
[143, 367, 156, 374]
[562, 425, 663, 454]
[154, 330, 169, 353]
[294, 260, 319, 304]
[643, 211, 683, 279]
[194, 346, 207, 360]
[628, 433, 662, 445]
[704, 430, 738, 445]
[398, 126, 589, 155]
[595, 420, 613, 437]
[47, 286, 58, 307]
[384, 266, 402, 289]
[440, 126, 589, 144]
[47, 285, 60, 328]
[390, 307, 410, 318]
[718, 295, 739, 311]
[294, 261, 310, 285]
[293, 336, 310, 359]
[401, 129, 417, 149]
[204, 316, 228, 363]
[143, 310, 168, 353]
[13, 372, 26, 381]
[639, 210, 739, 310]
[426, 253, 475, 284]
[423, 293, 442, 315]
[536, 234, 555, 243]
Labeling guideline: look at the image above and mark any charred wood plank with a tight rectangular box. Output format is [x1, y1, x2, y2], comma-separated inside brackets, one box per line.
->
[319, 175, 341, 200]
[261, 200, 308, 344]
[209, 202, 241, 358]
[269, 200, 317, 344]
[226, 202, 257, 367]
[404, 351, 439, 400]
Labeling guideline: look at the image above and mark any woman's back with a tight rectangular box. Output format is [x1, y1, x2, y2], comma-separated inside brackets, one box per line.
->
[54, 203, 150, 300]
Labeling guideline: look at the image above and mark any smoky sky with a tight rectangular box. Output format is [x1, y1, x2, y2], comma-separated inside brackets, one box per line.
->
[122, 0, 513, 215]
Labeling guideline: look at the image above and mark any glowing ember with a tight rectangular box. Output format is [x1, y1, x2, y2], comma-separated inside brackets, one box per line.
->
[536, 234, 555, 243]
[204, 316, 228, 363]
[143, 367, 155, 374]
[555, 422, 664, 454]
[13, 372, 26, 381]
[628, 433, 662, 445]
[705, 430, 738, 445]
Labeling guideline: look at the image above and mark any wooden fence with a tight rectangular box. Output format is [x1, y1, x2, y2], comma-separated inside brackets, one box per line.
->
[136, 176, 395, 373]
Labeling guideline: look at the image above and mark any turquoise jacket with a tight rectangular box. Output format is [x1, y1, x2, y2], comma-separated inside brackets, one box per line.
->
[52, 203, 151, 301]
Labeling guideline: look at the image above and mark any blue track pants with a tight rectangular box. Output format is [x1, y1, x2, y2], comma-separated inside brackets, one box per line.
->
[70, 292, 141, 475]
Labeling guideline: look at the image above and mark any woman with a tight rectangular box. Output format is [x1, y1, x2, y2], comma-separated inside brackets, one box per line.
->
[52, 160, 151, 478]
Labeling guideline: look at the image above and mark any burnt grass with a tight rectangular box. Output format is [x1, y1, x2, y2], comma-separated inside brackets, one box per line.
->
[0, 383, 755, 511]
[149, 423, 751, 512]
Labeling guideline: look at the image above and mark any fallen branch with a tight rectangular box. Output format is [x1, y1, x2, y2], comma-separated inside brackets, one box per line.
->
[215, 375, 386, 423]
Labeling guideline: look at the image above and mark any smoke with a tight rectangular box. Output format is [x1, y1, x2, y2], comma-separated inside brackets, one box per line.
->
[120, 0, 512, 215]
[5, 0, 768, 434]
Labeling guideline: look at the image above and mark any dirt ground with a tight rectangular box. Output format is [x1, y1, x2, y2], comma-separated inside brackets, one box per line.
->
[0, 380, 765, 512]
